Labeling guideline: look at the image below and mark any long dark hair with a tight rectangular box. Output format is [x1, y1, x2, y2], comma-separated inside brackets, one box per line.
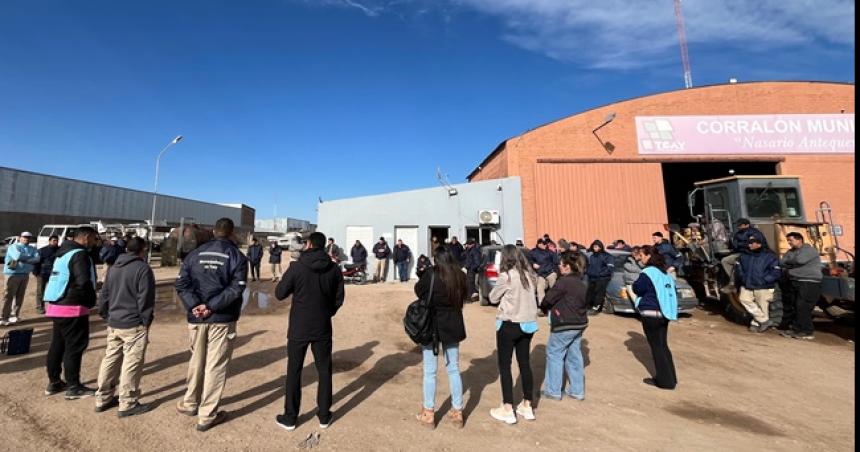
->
[432, 246, 468, 309]
[639, 245, 668, 272]
[499, 244, 536, 289]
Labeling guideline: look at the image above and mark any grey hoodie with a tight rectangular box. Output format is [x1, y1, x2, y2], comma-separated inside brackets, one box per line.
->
[622, 256, 644, 285]
[99, 253, 156, 329]
[781, 244, 823, 283]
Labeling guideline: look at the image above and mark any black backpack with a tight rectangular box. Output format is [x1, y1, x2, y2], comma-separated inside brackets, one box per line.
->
[403, 271, 436, 348]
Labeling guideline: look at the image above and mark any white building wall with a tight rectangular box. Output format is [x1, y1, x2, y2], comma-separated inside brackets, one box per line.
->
[317, 177, 524, 281]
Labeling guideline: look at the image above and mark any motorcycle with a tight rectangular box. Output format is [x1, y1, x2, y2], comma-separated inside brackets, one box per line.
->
[342, 263, 368, 285]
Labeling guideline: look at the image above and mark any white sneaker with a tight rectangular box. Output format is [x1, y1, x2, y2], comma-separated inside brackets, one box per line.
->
[490, 406, 517, 425]
[0, 320, 9, 326]
[8, 316, 19, 324]
[516, 403, 535, 421]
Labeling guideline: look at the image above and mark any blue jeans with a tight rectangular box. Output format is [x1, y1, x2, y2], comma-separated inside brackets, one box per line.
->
[422, 343, 463, 410]
[397, 261, 410, 282]
[543, 330, 585, 399]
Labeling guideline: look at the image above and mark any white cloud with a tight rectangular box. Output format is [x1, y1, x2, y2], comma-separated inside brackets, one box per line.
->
[298, 0, 855, 70]
[454, 0, 855, 69]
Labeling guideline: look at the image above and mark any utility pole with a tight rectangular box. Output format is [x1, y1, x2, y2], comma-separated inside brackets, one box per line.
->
[674, 0, 693, 89]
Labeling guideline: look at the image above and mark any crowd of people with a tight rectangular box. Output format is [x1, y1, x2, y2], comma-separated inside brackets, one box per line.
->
[0, 217, 833, 433]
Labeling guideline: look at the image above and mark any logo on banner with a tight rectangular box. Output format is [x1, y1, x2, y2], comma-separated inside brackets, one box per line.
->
[639, 119, 686, 151]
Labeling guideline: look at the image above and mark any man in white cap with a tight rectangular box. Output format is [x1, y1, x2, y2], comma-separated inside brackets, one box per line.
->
[3, 231, 40, 325]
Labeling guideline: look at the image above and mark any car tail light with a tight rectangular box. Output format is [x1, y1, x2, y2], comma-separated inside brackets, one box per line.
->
[485, 264, 499, 279]
[619, 289, 628, 299]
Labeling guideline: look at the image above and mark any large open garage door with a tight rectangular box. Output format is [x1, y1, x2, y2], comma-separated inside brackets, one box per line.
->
[661, 161, 778, 228]
[534, 162, 668, 245]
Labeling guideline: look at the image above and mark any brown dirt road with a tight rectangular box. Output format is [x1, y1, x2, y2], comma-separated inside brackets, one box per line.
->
[0, 265, 854, 452]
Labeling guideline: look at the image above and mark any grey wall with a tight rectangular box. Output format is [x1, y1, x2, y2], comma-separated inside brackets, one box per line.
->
[0, 167, 246, 239]
[317, 177, 524, 280]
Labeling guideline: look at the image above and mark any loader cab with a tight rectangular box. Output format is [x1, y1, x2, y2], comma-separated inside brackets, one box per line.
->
[690, 176, 805, 229]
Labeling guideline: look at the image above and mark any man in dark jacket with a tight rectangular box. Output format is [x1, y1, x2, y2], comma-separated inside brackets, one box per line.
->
[528, 239, 559, 303]
[94, 237, 155, 416]
[99, 237, 122, 267]
[33, 235, 60, 315]
[735, 237, 781, 333]
[175, 218, 248, 432]
[779, 232, 823, 340]
[586, 240, 615, 315]
[448, 236, 465, 264]
[372, 237, 391, 283]
[326, 238, 342, 263]
[247, 238, 264, 281]
[350, 240, 368, 267]
[721, 218, 768, 291]
[393, 239, 412, 283]
[269, 240, 283, 282]
[463, 239, 482, 301]
[44, 227, 100, 400]
[416, 254, 432, 278]
[274, 232, 345, 431]
[651, 232, 682, 277]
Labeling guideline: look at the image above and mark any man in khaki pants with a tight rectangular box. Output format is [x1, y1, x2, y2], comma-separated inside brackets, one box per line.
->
[735, 237, 782, 333]
[95, 237, 156, 417]
[175, 218, 248, 432]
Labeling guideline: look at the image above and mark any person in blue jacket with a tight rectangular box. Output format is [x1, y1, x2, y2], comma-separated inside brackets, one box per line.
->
[33, 235, 61, 315]
[528, 239, 559, 304]
[3, 231, 40, 325]
[632, 245, 678, 390]
[585, 240, 615, 315]
[651, 232, 683, 277]
[735, 237, 782, 333]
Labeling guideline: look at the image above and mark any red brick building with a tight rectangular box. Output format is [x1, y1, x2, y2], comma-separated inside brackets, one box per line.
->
[468, 81, 855, 254]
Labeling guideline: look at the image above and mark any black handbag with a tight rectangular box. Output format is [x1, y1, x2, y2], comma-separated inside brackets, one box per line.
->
[403, 271, 436, 350]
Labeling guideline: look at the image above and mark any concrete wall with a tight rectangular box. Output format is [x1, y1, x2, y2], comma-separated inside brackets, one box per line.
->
[317, 177, 524, 280]
[469, 82, 855, 251]
[0, 167, 253, 240]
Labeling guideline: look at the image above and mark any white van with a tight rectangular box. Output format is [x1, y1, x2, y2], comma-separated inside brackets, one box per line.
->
[37, 224, 89, 249]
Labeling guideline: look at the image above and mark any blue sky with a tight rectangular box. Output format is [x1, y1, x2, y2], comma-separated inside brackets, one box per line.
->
[0, 0, 854, 222]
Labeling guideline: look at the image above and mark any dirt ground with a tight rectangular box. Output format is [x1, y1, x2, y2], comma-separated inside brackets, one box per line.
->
[0, 262, 855, 452]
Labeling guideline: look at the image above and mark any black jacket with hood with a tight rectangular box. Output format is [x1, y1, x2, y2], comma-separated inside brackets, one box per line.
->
[52, 241, 98, 309]
[276, 248, 345, 341]
[586, 240, 615, 280]
[175, 238, 248, 324]
[99, 253, 156, 328]
[540, 273, 589, 332]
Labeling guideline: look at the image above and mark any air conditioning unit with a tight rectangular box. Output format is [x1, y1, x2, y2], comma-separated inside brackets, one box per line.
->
[478, 210, 500, 225]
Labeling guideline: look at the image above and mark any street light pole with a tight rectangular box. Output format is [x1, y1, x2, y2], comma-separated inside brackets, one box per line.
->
[148, 135, 183, 263]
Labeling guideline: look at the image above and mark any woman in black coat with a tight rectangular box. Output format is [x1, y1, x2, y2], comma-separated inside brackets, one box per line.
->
[413, 246, 468, 429]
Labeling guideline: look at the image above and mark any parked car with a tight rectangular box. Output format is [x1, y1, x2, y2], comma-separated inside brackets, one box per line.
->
[603, 249, 698, 314]
[0, 236, 17, 260]
[476, 245, 503, 306]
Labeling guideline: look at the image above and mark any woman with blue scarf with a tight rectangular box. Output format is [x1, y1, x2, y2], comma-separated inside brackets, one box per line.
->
[632, 245, 679, 390]
[489, 245, 539, 424]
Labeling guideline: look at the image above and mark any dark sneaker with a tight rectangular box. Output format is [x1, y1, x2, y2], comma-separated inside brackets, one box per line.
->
[94, 396, 119, 413]
[65, 386, 96, 400]
[755, 321, 774, 333]
[779, 329, 796, 338]
[791, 331, 815, 341]
[196, 411, 228, 432]
[275, 414, 297, 432]
[540, 391, 562, 401]
[45, 381, 68, 396]
[587, 308, 601, 316]
[118, 402, 152, 418]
